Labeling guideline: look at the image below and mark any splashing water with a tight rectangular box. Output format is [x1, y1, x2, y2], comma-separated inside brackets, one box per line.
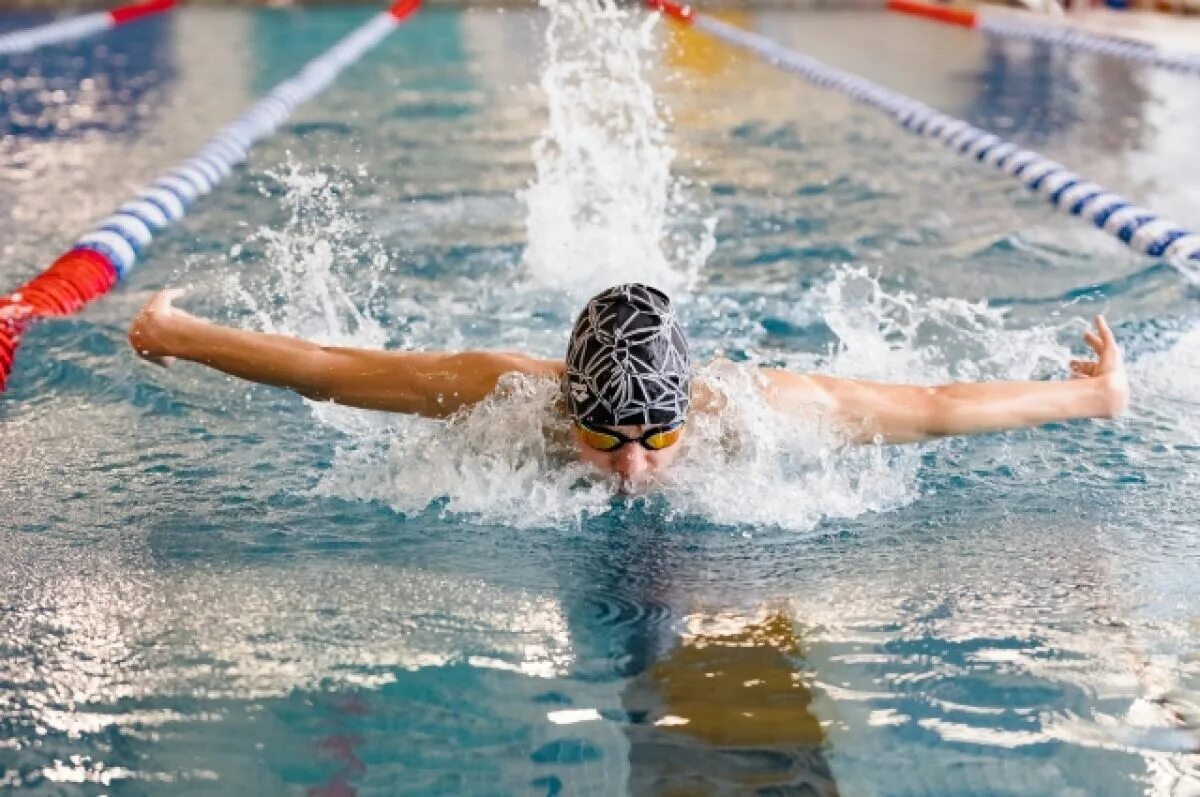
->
[811, 267, 1072, 383]
[661, 359, 922, 530]
[317, 374, 618, 528]
[224, 157, 389, 350]
[222, 158, 394, 436]
[521, 0, 713, 296]
[220, 154, 1086, 532]
[1131, 322, 1200, 447]
[219, 29, 1092, 534]
[309, 262, 1089, 531]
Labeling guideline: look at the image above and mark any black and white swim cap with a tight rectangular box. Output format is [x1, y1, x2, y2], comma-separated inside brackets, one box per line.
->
[564, 283, 692, 427]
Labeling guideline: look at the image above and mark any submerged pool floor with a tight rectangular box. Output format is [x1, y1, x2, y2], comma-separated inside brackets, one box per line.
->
[2, 6, 1199, 795]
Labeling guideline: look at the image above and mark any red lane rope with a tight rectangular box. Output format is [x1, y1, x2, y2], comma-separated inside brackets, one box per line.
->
[1, 1, 419, 395]
[0, 252, 119, 390]
[18, 250, 120, 317]
[108, 0, 174, 26]
[388, 0, 420, 20]
[646, 0, 695, 23]
[886, 0, 979, 28]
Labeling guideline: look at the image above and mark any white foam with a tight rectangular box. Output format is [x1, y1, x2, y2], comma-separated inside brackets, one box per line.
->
[1130, 323, 1200, 447]
[227, 179, 1088, 533]
[659, 359, 922, 530]
[320, 267, 1074, 532]
[222, 157, 392, 436]
[520, 0, 713, 296]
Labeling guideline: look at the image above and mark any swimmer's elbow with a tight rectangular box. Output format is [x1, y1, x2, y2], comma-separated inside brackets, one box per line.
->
[890, 386, 961, 441]
[293, 348, 477, 416]
[289, 348, 362, 404]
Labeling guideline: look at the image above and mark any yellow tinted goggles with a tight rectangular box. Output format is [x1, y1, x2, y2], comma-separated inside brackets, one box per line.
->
[575, 421, 685, 453]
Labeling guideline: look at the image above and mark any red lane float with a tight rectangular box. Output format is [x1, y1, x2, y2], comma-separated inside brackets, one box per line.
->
[0, 0, 422, 393]
[886, 0, 978, 28]
[109, 0, 174, 25]
[0, 0, 175, 57]
[887, 0, 1200, 74]
[647, 0, 694, 22]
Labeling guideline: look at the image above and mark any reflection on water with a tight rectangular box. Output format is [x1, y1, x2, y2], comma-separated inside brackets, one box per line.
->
[625, 612, 838, 795]
[969, 35, 1149, 149]
[0, 14, 173, 140]
[2, 4, 1200, 796]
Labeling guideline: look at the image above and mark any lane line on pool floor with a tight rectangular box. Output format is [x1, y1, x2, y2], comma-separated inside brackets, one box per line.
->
[0, 0, 174, 57]
[888, 0, 1200, 76]
[0, 0, 421, 394]
[647, 0, 1200, 283]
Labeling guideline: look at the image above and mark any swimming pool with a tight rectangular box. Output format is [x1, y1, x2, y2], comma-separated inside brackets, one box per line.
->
[2, 2, 1199, 794]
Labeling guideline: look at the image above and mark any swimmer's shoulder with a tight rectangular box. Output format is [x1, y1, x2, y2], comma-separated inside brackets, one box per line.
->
[694, 358, 834, 415]
[484, 352, 564, 380]
[483, 354, 565, 411]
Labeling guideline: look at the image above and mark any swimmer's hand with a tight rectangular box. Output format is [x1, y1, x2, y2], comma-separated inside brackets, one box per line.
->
[128, 288, 190, 368]
[1069, 316, 1130, 417]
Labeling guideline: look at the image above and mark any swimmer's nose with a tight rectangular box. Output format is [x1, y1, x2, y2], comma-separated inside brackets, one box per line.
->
[611, 445, 648, 482]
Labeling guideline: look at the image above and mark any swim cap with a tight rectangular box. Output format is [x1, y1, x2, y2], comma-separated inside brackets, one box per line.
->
[564, 283, 692, 427]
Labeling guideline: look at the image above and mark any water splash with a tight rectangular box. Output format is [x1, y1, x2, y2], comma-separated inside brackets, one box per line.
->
[521, 0, 713, 296]
[312, 266, 1086, 532]
[224, 157, 390, 349]
[812, 267, 1071, 383]
[317, 374, 616, 528]
[1132, 322, 1200, 446]
[222, 158, 394, 436]
[661, 359, 921, 530]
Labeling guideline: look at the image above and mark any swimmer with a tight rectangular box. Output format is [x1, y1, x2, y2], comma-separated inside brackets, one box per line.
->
[128, 282, 1129, 487]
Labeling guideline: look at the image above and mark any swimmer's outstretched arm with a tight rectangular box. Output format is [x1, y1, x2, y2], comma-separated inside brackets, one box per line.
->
[128, 289, 563, 418]
[761, 317, 1129, 445]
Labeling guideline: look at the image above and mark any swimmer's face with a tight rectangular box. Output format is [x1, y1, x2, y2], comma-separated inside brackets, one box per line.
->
[570, 422, 686, 488]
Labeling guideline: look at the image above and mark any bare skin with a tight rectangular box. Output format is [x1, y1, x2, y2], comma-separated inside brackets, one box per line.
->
[128, 289, 1130, 484]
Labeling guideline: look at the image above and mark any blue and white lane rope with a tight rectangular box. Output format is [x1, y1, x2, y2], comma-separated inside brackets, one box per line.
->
[0, 0, 173, 57]
[0, 0, 420, 392]
[75, 0, 419, 280]
[979, 16, 1200, 76]
[648, 0, 1200, 282]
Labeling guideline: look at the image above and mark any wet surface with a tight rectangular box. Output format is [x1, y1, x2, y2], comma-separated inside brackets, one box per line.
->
[2, 6, 1199, 795]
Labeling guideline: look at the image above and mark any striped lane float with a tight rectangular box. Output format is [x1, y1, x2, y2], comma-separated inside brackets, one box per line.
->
[978, 16, 1200, 75]
[886, 0, 1200, 76]
[0, 0, 173, 57]
[0, 0, 421, 392]
[646, 0, 1200, 282]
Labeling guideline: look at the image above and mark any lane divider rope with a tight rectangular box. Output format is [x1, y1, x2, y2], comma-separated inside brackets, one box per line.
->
[0, 0, 421, 393]
[647, 0, 1200, 281]
[887, 0, 1200, 76]
[0, 0, 173, 57]
[887, 0, 977, 28]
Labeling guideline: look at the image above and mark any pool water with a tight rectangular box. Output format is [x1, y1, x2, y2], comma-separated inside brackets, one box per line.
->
[2, 3, 1199, 795]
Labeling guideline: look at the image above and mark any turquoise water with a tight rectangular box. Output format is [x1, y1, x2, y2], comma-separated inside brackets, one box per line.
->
[2, 5, 1199, 795]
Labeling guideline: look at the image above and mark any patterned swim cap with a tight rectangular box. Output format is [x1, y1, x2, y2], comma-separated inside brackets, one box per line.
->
[564, 283, 692, 427]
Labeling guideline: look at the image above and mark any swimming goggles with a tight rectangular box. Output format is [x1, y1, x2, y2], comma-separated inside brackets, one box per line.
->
[574, 420, 685, 453]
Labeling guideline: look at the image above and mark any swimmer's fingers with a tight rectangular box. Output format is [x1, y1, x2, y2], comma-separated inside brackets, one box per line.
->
[149, 287, 188, 314]
[1082, 316, 1124, 374]
[1070, 359, 1098, 379]
[1094, 315, 1122, 368]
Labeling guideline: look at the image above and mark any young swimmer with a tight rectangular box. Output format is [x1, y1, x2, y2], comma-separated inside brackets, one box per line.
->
[128, 282, 1129, 487]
